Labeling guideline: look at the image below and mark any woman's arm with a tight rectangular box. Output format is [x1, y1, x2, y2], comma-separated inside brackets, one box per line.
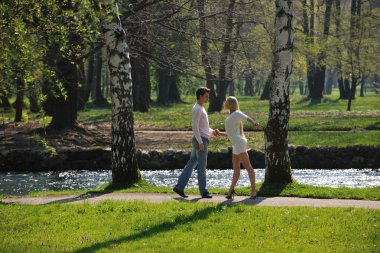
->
[217, 131, 228, 137]
[247, 117, 259, 127]
[213, 129, 228, 137]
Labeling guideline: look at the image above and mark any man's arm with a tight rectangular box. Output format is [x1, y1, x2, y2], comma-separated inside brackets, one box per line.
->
[192, 107, 203, 145]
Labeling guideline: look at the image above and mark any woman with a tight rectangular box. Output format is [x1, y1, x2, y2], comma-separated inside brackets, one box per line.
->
[218, 96, 259, 199]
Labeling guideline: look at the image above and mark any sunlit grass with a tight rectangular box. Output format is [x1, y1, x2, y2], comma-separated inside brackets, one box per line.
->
[2, 92, 379, 150]
[2, 92, 379, 131]
[0, 201, 378, 252]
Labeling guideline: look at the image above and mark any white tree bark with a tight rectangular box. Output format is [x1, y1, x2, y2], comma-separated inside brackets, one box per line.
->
[264, 0, 294, 184]
[105, 4, 141, 186]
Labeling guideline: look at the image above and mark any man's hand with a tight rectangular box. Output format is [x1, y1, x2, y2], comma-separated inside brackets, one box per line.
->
[199, 143, 205, 152]
[213, 129, 220, 136]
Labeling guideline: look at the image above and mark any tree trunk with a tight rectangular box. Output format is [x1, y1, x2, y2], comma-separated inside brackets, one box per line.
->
[212, 0, 236, 112]
[360, 75, 365, 97]
[343, 77, 350, 99]
[255, 78, 261, 96]
[105, 5, 141, 187]
[324, 69, 334, 94]
[94, 49, 109, 107]
[42, 42, 78, 130]
[264, 0, 294, 184]
[334, 0, 347, 99]
[299, 81, 304, 95]
[131, 56, 150, 112]
[51, 57, 79, 129]
[156, 68, 180, 104]
[156, 68, 169, 104]
[78, 54, 94, 110]
[302, 0, 316, 100]
[77, 60, 88, 110]
[105, 67, 110, 98]
[228, 80, 235, 96]
[197, 0, 216, 109]
[28, 90, 41, 113]
[14, 77, 24, 122]
[347, 77, 358, 111]
[244, 73, 254, 96]
[260, 72, 272, 100]
[347, 0, 361, 110]
[313, 0, 333, 100]
[168, 73, 180, 102]
[1, 95, 11, 109]
[126, 1, 151, 113]
[227, 2, 244, 97]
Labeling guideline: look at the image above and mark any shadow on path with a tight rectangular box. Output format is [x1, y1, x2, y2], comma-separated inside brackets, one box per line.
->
[223, 197, 266, 206]
[174, 196, 267, 206]
[73, 203, 226, 253]
[46, 192, 109, 205]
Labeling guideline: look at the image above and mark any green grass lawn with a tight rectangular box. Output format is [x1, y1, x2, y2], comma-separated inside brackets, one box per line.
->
[0, 201, 378, 252]
[155, 130, 380, 151]
[2, 92, 379, 130]
[1, 92, 379, 148]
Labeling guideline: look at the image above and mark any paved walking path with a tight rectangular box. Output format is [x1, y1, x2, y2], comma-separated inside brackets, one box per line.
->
[2, 193, 379, 209]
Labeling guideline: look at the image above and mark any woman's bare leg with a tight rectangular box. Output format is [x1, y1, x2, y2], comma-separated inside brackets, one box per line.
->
[239, 152, 256, 196]
[229, 154, 241, 190]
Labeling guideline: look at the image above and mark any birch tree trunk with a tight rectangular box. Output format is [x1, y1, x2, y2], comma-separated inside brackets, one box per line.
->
[105, 4, 141, 187]
[264, 0, 294, 184]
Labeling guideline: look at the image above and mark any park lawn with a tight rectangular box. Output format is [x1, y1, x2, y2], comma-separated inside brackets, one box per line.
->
[0, 201, 378, 253]
[2, 93, 379, 131]
[75, 93, 380, 131]
[148, 131, 380, 151]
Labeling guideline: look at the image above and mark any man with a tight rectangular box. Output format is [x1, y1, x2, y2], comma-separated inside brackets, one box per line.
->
[173, 87, 219, 198]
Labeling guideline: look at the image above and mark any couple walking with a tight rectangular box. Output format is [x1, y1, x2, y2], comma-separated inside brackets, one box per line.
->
[173, 87, 259, 200]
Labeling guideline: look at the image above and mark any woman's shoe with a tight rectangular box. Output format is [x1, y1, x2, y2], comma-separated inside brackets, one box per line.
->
[226, 189, 235, 200]
[250, 189, 257, 199]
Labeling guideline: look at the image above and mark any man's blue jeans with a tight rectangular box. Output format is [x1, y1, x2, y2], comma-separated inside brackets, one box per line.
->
[174, 136, 209, 195]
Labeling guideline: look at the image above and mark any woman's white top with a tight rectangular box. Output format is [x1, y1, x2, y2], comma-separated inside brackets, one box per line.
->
[192, 103, 214, 144]
[225, 110, 249, 154]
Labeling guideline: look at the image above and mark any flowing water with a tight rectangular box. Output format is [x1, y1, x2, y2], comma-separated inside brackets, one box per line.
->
[1, 168, 379, 196]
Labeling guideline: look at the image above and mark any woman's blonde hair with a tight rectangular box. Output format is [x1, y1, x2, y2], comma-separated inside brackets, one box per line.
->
[225, 96, 244, 136]
[225, 96, 240, 112]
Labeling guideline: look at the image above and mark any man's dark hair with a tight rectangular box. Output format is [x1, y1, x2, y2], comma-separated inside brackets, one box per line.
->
[196, 87, 210, 100]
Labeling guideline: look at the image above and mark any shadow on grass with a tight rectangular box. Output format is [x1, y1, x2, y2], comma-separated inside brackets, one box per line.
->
[257, 182, 290, 197]
[73, 203, 226, 253]
[367, 121, 380, 130]
[79, 114, 111, 124]
[47, 182, 142, 205]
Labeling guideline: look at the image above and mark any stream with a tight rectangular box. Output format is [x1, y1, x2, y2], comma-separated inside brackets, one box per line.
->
[1, 168, 379, 196]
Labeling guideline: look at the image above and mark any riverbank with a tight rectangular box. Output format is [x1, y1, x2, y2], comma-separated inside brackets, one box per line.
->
[1, 142, 379, 171]
[1, 122, 379, 170]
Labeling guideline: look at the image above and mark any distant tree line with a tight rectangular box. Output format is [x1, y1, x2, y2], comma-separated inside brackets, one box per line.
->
[1, 0, 379, 128]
